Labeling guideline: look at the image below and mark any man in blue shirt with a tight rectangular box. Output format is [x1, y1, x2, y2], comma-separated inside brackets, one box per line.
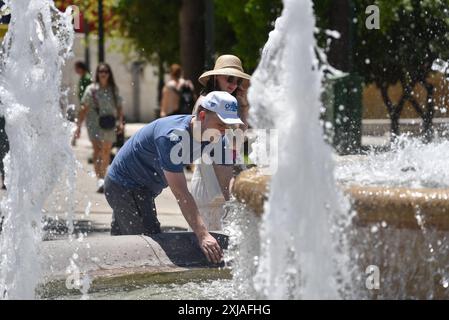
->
[104, 91, 243, 264]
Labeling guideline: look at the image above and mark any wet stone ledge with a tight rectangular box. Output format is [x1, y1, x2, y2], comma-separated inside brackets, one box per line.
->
[233, 168, 449, 230]
[37, 232, 228, 297]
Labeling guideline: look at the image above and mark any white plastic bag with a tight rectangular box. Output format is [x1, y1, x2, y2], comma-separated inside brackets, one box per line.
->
[190, 157, 225, 230]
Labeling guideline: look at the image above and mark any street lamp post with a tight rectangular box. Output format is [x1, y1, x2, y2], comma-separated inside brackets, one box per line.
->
[84, 16, 91, 71]
[98, 0, 105, 63]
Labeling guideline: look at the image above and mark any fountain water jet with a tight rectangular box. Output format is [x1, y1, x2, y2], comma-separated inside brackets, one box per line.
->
[230, 2, 449, 296]
[247, 0, 343, 299]
[0, 0, 75, 299]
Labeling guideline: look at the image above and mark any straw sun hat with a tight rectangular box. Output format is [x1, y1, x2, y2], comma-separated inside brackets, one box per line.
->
[198, 55, 251, 87]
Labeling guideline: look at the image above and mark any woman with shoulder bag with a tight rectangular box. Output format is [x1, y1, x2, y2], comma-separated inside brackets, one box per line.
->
[75, 63, 124, 193]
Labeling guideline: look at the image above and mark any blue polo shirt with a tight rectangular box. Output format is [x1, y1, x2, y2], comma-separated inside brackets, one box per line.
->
[107, 115, 217, 195]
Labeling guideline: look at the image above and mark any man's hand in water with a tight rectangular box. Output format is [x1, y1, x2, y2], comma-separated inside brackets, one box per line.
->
[198, 232, 223, 264]
[164, 170, 224, 264]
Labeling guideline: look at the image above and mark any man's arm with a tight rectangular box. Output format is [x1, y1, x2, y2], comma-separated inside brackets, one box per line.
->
[164, 170, 223, 264]
[213, 164, 233, 201]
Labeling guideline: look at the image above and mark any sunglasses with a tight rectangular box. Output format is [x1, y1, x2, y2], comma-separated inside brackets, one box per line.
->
[227, 76, 243, 86]
[99, 70, 110, 74]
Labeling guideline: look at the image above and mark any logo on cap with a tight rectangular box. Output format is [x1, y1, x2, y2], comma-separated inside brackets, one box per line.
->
[225, 102, 238, 112]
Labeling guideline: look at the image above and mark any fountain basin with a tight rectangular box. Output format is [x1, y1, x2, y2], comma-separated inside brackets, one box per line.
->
[232, 168, 449, 299]
[38, 232, 229, 298]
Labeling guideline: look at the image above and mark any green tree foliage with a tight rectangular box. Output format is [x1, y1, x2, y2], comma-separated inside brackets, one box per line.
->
[316, 0, 449, 140]
[114, 0, 282, 73]
[353, 0, 449, 87]
[357, 0, 449, 140]
[214, 0, 283, 71]
[115, 0, 180, 68]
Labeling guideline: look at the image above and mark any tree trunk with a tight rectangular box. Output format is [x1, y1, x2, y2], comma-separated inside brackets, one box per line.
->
[390, 113, 400, 140]
[179, 0, 205, 94]
[380, 84, 409, 141]
[408, 82, 435, 142]
[157, 60, 165, 105]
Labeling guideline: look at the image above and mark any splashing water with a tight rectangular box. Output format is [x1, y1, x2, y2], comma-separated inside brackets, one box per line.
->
[223, 201, 262, 299]
[336, 135, 449, 189]
[247, 0, 342, 299]
[0, 0, 75, 299]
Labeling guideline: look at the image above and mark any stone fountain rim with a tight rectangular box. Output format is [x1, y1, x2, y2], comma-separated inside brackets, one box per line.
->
[232, 168, 449, 230]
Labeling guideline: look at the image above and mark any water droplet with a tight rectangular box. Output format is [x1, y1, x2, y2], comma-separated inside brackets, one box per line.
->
[84, 201, 91, 217]
[442, 279, 449, 288]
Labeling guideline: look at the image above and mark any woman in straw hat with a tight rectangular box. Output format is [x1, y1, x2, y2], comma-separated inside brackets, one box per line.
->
[190, 55, 251, 230]
[193, 55, 251, 123]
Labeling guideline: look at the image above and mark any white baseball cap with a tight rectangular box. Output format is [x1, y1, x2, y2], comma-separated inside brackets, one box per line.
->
[201, 91, 244, 125]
